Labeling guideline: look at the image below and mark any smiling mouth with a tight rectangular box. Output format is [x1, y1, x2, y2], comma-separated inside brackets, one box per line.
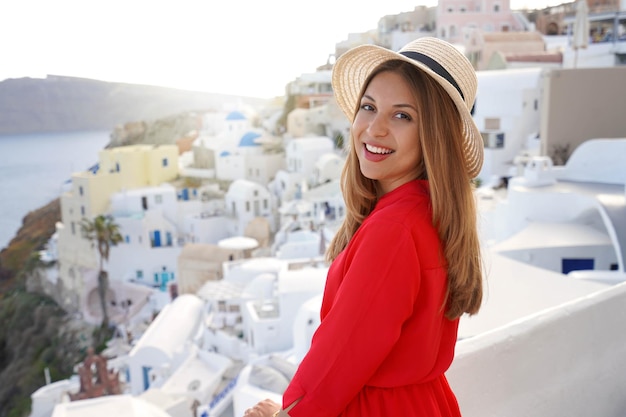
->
[365, 143, 393, 155]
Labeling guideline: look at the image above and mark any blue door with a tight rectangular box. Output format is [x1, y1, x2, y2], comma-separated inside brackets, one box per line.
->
[142, 366, 152, 391]
[152, 230, 161, 247]
[160, 271, 169, 291]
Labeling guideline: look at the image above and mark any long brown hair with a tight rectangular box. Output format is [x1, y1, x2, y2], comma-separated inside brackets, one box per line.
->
[327, 60, 483, 319]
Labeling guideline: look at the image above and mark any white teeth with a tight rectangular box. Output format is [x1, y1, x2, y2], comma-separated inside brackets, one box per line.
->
[365, 144, 393, 154]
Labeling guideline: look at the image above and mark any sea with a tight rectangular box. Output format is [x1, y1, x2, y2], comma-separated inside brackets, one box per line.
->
[0, 130, 111, 250]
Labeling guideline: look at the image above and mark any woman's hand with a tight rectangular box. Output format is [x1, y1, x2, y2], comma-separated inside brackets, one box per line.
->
[243, 398, 281, 417]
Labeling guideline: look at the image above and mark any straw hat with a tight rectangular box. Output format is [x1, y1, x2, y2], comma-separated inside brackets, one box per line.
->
[332, 37, 483, 178]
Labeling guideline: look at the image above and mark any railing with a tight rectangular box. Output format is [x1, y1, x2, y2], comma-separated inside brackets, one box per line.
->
[198, 374, 240, 417]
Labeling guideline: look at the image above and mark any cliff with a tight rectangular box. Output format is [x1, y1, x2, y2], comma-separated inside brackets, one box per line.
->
[0, 197, 95, 417]
[0, 199, 60, 285]
[0, 75, 268, 135]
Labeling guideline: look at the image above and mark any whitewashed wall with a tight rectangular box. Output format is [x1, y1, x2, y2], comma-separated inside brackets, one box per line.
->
[448, 281, 626, 417]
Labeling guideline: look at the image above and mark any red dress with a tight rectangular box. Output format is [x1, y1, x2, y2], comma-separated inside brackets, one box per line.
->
[283, 180, 461, 416]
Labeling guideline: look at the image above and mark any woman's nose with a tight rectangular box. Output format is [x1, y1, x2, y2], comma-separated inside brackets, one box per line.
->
[367, 114, 388, 137]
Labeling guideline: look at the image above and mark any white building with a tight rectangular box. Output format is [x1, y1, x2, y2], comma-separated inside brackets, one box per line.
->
[127, 294, 205, 395]
[474, 67, 544, 182]
[156, 345, 234, 408]
[483, 139, 625, 275]
[193, 110, 286, 185]
[240, 267, 327, 355]
[313, 153, 343, 185]
[51, 395, 172, 417]
[271, 136, 339, 206]
[232, 294, 322, 417]
[30, 379, 80, 417]
[285, 136, 335, 184]
[215, 131, 285, 185]
[107, 184, 180, 292]
[224, 179, 276, 236]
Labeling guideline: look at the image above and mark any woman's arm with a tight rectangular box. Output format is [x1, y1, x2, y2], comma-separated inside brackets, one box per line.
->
[283, 220, 422, 416]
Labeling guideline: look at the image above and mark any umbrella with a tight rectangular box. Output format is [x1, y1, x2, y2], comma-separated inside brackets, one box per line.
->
[572, 0, 589, 67]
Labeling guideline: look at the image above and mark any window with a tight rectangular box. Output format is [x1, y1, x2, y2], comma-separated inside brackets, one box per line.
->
[162, 158, 168, 167]
[79, 186, 84, 196]
[562, 258, 594, 274]
[155, 194, 163, 204]
[246, 201, 250, 212]
[136, 270, 143, 279]
[80, 206, 85, 216]
[485, 118, 501, 130]
[71, 222, 75, 235]
[263, 199, 268, 209]
[125, 235, 130, 243]
[481, 132, 506, 148]
[116, 162, 120, 172]
[494, 4, 500, 11]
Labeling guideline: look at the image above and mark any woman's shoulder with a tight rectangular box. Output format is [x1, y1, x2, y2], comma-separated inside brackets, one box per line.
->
[372, 183, 433, 228]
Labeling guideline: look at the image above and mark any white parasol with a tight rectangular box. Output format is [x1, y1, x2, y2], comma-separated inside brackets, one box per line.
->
[572, 0, 590, 67]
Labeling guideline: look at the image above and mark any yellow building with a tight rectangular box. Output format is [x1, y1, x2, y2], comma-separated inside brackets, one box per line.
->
[98, 144, 179, 188]
[56, 144, 179, 312]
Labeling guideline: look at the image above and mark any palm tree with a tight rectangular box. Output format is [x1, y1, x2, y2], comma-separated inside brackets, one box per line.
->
[80, 214, 123, 327]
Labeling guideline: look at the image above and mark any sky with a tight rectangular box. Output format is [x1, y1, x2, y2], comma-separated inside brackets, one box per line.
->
[1, 0, 565, 99]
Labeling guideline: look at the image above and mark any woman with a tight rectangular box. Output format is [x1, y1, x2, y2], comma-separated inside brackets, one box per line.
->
[245, 37, 484, 417]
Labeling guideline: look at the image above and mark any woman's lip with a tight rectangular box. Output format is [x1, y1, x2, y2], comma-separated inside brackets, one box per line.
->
[362, 143, 393, 162]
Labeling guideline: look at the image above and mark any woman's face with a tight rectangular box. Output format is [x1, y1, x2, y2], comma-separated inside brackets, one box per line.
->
[352, 70, 422, 194]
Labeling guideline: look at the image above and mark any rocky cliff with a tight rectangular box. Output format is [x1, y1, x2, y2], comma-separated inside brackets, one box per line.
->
[0, 75, 268, 135]
[0, 197, 93, 417]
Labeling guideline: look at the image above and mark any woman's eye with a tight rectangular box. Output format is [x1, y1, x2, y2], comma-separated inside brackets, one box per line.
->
[360, 103, 375, 112]
[395, 112, 411, 121]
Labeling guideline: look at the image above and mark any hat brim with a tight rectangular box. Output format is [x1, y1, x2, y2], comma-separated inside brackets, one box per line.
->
[331, 43, 484, 179]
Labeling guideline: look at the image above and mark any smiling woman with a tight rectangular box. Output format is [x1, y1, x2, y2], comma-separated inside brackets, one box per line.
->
[352, 71, 423, 194]
[245, 36, 484, 417]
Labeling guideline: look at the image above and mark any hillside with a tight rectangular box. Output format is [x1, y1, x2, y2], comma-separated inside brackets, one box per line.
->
[0, 75, 269, 135]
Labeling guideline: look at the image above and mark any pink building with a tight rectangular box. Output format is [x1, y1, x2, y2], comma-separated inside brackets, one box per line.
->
[437, 0, 525, 44]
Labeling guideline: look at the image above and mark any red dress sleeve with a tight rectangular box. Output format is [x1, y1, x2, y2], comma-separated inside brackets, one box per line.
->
[283, 218, 423, 416]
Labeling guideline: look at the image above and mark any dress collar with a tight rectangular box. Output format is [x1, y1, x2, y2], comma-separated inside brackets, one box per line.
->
[375, 179, 430, 210]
